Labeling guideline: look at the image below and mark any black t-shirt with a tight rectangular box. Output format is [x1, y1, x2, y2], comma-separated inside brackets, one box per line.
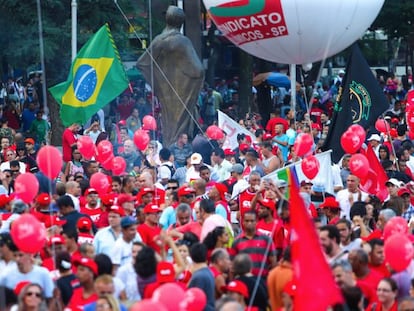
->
[236, 275, 269, 311]
[56, 274, 79, 306]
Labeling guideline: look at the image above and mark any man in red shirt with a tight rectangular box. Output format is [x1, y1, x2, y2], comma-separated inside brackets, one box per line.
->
[137, 203, 162, 253]
[67, 257, 98, 310]
[256, 198, 285, 259]
[77, 217, 94, 244]
[80, 188, 101, 225]
[320, 197, 341, 225]
[368, 238, 390, 278]
[238, 171, 261, 223]
[62, 123, 80, 163]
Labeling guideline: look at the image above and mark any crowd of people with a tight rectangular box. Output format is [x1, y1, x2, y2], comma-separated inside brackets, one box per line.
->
[0, 69, 414, 311]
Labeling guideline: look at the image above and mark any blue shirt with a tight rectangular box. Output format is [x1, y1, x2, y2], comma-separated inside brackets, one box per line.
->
[84, 301, 127, 311]
[93, 226, 120, 257]
[272, 134, 289, 161]
[159, 205, 176, 229]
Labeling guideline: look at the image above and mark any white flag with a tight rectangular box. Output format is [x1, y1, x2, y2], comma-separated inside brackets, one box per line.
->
[218, 111, 255, 150]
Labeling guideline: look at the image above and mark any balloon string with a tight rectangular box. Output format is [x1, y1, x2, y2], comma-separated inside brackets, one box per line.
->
[113, 1, 214, 148]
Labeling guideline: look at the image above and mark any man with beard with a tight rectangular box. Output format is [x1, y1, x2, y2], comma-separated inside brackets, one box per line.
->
[256, 198, 285, 259]
[368, 238, 390, 278]
[336, 219, 362, 253]
[80, 188, 102, 225]
[319, 225, 346, 263]
[120, 139, 142, 178]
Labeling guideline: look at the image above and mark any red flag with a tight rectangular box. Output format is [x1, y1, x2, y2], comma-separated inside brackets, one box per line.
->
[289, 167, 343, 310]
[361, 145, 388, 201]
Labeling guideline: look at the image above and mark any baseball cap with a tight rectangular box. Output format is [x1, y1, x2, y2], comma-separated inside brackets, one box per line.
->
[44, 215, 67, 228]
[138, 187, 155, 197]
[385, 178, 403, 188]
[177, 186, 196, 197]
[73, 257, 98, 276]
[24, 138, 35, 145]
[143, 203, 161, 214]
[224, 280, 249, 298]
[283, 281, 297, 297]
[258, 198, 275, 211]
[108, 205, 125, 216]
[239, 143, 250, 153]
[231, 163, 244, 174]
[14, 281, 31, 296]
[224, 148, 235, 156]
[118, 193, 135, 206]
[48, 235, 65, 247]
[398, 187, 410, 197]
[263, 133, 273, 141]
[101, 193, 117, 206]
[36, 193, 51, 205]
[84, 188, 98, 196]
[120, 216, 137, 228]
[118, 120, 126, 126]
[275, 179, 288, 188]
[320, 197, 340, 209]
[190, 153, 203, 165]
[77, 217, 92, 231]
[157, 261, 175, 283]
[300, 180, 313, 187]
[367, 134, 381, 142]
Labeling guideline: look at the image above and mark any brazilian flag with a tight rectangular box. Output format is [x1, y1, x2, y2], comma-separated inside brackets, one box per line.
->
[49, 24, 128, 126]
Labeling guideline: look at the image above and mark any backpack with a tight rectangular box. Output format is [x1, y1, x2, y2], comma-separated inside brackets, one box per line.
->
[161, 163, 176, 178]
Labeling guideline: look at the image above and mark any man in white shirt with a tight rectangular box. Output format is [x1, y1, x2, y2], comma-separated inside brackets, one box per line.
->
[211, 148, 232, 182]
[65, 181, 81, 212]
[336, 174, 368, 220]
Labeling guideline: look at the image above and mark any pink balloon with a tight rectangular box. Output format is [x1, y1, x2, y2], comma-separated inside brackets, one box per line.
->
[77, 136, 95, 159]
[301, 155, 320, 180]
[294, 133, 313, 157]
[206, 125, 224, 140]
[383, 216, 409, 241]
[142, 115, 157, 131]
[375, 119, 390, 133]
[112, 156, 126, 175]
[349, 154, 369, 179]
[349, 124, 366, 143]
[130, 300, 168, 311]
[36, 146, 63, 179]
[10, 214, 47, 253]
[97, 140, 114, 159]
[90, 172, 111, 195]
[14, 173, 39, 203]
[340, 129, 362, 154]
[100, 154, 115, 171]
[384, 233, 413, 272]
[152, 283, 186, 311]
[180, 288, 207, 311]
[134, 129, 150, 151]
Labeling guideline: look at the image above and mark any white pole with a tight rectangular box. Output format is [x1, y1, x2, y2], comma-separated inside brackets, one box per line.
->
[290, 64, 296, 119]
[71, 0, 77, 61]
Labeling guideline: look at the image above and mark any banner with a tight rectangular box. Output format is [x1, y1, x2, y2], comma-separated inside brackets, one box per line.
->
[49, 24, 128, 126]
[265, 150, 333, 194]
[218, 110, 255, 150]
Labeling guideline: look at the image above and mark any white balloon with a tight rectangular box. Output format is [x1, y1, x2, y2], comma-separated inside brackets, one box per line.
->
[302, 63, 313, 72]
[203, 0, 385, 64]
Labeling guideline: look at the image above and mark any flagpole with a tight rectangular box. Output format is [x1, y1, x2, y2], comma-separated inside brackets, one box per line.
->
[290, 64, 296, 121]
[71, 0, 77, 61]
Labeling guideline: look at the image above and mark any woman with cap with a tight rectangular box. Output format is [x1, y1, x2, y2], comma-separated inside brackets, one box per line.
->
[11, 282, 48, 311]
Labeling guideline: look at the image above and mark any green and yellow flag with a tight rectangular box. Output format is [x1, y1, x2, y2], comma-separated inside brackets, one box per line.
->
[49, 24, 128, 126]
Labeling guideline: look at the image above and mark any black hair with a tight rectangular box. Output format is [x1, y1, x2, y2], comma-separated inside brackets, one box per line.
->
[349, 201, 367, 220]
[62, 228, 78, 243]
[159, 148, 171, 161]
[199, 199, 215, 214]
[320, 225, 340, 245]
[134, 246, 157, 278]
[57, 195, 75, 208]
[182, 232, 200, 247]
[212, 148, 225, 159]
[95, 253, 113, 275]
[203, 226, 225, 250]
[190, 242, 208, 263]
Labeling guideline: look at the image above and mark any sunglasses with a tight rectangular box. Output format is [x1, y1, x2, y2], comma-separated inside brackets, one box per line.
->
[184, 194, 195, 199]
[26, 291, 42, 298]
[166, 186, 178, 190]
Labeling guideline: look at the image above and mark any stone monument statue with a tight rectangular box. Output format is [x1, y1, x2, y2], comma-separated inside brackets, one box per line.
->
[137, 5, 205, 146]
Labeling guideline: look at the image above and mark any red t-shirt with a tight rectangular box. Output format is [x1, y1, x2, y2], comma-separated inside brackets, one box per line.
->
[137, 223, 162, 253]
[78, 233, 94, 245]
[256, 218, 285, 249]
[80, 205, 102, 225]
[62, 128, 78, 162]
[368, 263, 391, 278]
[357, 269, 383, 302]
[67, 287, 98, 311]
[239, 188, 258, 221]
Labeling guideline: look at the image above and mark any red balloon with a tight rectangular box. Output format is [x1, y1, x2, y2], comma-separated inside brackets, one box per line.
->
[14, 173, 39, 203]
[360, 169, 388, 201]
[349, 154, 369, 179]
[180, 288, 207, 311]
[152, 283, 186, 311]
[206, 125, 224, 140]
[97, 140, 113, 159]
[77, 136, 95, 159]
[112, 156, 126, 175]
[134, 129, 150, 151]
[10, 214, 47, 253]
[409, 130, 414, 140]
[90, 172, 111, 195]
[301, 155, 320, 180]
[142, 115, 157, 131]
[130, 300, 168, 311]
[375, 119, 390, 133]
[36, 146, 63, 179]
[100, 154, 114, 171]
[383, 216, 409, 241]
[349, 124, 366, 143]
[294, 133, 314, 157]
[340, 129, 362, 154]
[384, 233, 413, 272]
